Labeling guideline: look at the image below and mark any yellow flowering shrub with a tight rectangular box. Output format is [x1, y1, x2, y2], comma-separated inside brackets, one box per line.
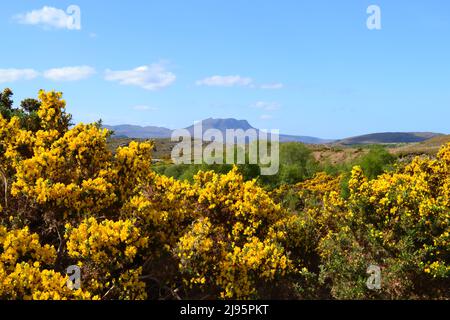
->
[317, 144, 450, 298]
[297, 172, 342, 198]
[0, 226, 55, 270]
[121, 173, 197, 253]
[12, 123, 116, 217]
[65, 218, 148, 268]
[174, 167, 294, 299]
[36, 90, 71, 133]
[0, 262, 94, 300]
[0, 115, 34, 174]
[1, 90, 157, 299]
[7, 90, 157, 231]
[0, 226, 93, 299]
[0, 89, 449, 300]
[65, 218, 149, 299]
[112, 140, 154, 202]
[270, 172, 342, 216]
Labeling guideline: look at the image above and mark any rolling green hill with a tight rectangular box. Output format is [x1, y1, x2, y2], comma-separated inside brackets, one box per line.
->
[336, 132, 442, 145]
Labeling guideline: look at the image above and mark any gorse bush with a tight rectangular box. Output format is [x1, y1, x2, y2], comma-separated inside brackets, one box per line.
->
[0, 89, 448, 300]
[317, 151, 450, 298]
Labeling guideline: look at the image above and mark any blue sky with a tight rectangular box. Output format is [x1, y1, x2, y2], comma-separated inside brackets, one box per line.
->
[0, 0, 449, 139]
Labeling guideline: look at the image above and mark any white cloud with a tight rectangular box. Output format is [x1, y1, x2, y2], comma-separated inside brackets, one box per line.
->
[252, 101, 281, 111]
[14, 6, 81, 30]
[105, 64, 176, 90]
[132, 105, 158, 111]
[0, 68, 39, 83]
[260, 83, 284, 90]
[253, 101, 279, 121]
[196, 75, 253, 87]
[196, 76, 283, 89]
[43, 66, 95, 81]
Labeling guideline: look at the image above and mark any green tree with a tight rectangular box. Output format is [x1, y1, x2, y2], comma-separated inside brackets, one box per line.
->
[0, 88, 14, 119]
[277, 142, 318, 185]
[20, 98, 41, 114]
[358, 145, 396, 179]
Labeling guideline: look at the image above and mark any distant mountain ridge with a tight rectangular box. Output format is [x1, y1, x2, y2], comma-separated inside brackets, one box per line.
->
[104, 118, 332, 144]
[103, 124, 172, 139]
[185, 118, 331, 144]
[185, 118, 253, 134]
[104, 120, 443, 145]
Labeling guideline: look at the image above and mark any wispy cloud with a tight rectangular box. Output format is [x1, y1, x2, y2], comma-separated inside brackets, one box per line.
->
[105, 63, 176, 90]
[260, 114, 273, 120]
[260, 82, 284, 90]
[252, 101, 280, 121]
[132, 105, 158, 111]
[196, 76, 283, 89]
[196, 75, 253, 87]
[0, 68, 39, 83]
[43, 66, 95, 81]
[251, 101, 281, 111]
[14, 6, 81, 30]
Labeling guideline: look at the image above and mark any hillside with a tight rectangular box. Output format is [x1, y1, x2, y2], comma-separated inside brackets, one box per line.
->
[336, 132, 442, 145]
[392, 134, 450, 156]
[103, 124, 172, 139]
